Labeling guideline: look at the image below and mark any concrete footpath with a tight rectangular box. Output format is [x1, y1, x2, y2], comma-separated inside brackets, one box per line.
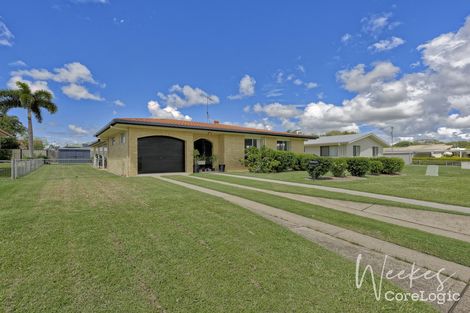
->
[214, 173, 470, 215]
[156, 176, 470, 313]
[191, 176, 470, 243]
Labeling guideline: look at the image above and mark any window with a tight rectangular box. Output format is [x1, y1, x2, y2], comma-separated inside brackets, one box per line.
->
[245, 138, 258, 149]
[120, 133, 126, 144]
[372, 146, 379, 157]
[276, 141, 289, 151]
[244, 138, 264, 149]
[329, 146, 339, 157]
[111, 137, 116, 146]
[353, 145, 361, 156]
[320, 146, 329, 156]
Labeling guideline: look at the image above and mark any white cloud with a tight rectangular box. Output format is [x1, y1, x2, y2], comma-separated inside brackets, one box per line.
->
[13, 62, 97, 84]
[265, 88, 283, 98]
[244, 118, 273, 130]
[71, 0, 109, 4]
[9, 60, 27, 67]
[228, 74, 256, 100]
[7, 75, 52, 93]
[114, 99, 125, 107]
[0, 19, 14, 47]
[62, 84, 104, 101]
[337, 61, 400, 92]
[369, 36, 405, 52]
[341, 33, 352, 44]
[68, 124, 89, 135]
[158, 84, 219, 108]
[250, 17, 470, 138]
[361, 12, 399, 36]
[297, 65, 306, 73]
[293, 79, 303, 86]
[253, 103, 302, 119]
[8, 62, 103, 101]
[243, 105, 251, 113]
[147, 100, 192, 120]
[305, 82, 318, 89]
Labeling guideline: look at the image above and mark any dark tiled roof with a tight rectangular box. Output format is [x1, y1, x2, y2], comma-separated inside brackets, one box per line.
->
[95, 118, 314, 139]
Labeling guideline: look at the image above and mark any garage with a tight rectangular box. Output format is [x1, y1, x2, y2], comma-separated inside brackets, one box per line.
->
[137, 136, 185, 174]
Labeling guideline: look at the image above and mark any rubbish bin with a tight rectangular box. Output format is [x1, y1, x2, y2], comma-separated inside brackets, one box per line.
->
[218, 164, 226, 172]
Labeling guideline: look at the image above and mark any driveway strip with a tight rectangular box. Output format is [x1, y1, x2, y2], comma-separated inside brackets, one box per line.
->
[190, 176, 470, 243]
[214, 173, 470, 215]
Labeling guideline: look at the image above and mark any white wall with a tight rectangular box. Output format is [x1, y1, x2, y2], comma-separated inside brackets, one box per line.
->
[304, 136, 385, 157]
[346, 137, 384, 157]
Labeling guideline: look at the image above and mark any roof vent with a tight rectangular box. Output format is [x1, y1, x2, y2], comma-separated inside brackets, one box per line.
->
[213, 120, 220, 124]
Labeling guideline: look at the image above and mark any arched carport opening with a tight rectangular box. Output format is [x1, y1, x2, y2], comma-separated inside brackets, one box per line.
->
[194, 138, 213, 170]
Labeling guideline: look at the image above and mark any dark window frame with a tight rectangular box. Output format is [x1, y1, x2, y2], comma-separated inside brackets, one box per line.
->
[320, 146, 330, 157]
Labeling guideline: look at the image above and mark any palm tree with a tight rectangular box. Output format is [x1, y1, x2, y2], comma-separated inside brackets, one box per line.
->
[0, 81, 58, 157]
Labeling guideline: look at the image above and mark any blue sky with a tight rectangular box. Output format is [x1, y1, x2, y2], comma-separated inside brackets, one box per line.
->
[1, 0, 470, 145]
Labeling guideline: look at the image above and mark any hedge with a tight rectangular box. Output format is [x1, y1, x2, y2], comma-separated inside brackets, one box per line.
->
[243, 146, 319, 173]
[376, 157, 405, 174]
[412, 156, 470, 162]
[369, 160, 384, 175]
[243, 147, 405, 177]
[330, 158, 347, 177]
[307, 157, 332, 179]
[346, 158, 370, 177]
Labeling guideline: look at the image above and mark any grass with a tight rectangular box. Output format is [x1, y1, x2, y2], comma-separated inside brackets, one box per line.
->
[194, 172, 469, 216]
[0, 162, 11, 178]
[169, 175, 470, 268]
[229, 165, 470, 207]
[0, 165, 435, 312]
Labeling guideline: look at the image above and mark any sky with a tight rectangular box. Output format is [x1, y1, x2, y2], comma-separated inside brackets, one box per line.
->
[1, 0, 470, 145]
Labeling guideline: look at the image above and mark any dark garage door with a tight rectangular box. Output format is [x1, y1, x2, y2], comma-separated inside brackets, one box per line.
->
[138, 136, 185, 174]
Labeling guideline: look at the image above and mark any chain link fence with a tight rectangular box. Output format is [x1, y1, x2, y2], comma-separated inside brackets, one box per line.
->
[11, 159, 45, 179]
[0, 160, 11, 178]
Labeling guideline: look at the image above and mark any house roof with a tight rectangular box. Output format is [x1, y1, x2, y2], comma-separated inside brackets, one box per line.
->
[384, 144, 453, 154]
[0, 128, 12, 137]
[305, 133, 388, 146]
[95, 118, 315, 139]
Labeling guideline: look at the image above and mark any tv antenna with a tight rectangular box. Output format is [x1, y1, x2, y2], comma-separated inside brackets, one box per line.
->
[204, 95, 214, 123]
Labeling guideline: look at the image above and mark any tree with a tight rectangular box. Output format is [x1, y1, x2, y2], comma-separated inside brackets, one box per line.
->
[324, 130, 358, 136]
[0, 81, 58, 157]
[393, 140, 413, 147]
[0, 114, 26, 136]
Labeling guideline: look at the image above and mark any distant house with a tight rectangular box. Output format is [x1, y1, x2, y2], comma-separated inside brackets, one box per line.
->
[0, 128, 11, 138]
[384, 144, 470, 164]
[304, 133, 388, 157]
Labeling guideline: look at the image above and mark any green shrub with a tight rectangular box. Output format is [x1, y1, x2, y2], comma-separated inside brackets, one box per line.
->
[307, 157, 332, 179]
[377, 157, 404, 174]
[0, 149, 12, 160]
[296, 153, 318, 171]
[346, 158, 370, 177]
[330, 158, 347, 177]
[273, 150, 297, 172]
[369, 160, 383, 175]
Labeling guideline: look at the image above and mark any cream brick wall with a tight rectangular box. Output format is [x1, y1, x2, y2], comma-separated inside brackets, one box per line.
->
[106, 131, 129, 176]
[99, 124, 308, 176]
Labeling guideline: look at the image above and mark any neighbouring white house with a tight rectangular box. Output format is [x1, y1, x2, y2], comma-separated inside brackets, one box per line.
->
[383, 144, 470, 164]
[304, 133, 389, 157]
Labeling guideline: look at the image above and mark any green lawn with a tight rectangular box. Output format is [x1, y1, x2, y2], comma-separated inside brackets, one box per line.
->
[170, 175, 470, 267]
[195, 172, 469, 216]
[0, 162, 11, 178]
[0, 165, 434, 313]
[229, 165, 470, 207]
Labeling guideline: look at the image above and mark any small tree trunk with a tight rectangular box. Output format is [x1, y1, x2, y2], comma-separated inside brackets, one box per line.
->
[27, 108, 34, 158]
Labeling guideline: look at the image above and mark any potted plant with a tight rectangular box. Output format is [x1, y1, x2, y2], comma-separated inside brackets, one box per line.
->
[193, 149, 205, 172]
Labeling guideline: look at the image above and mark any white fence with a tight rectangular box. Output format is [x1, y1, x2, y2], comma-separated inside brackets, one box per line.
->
[11, 159, 45, 179]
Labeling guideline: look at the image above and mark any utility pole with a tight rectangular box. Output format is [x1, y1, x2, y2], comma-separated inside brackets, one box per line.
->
[391, 126, 394, 151]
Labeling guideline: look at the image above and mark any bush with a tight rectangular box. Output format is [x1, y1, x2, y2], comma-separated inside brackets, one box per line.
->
[369, 160, 383, 175]
[377, 157, 405, 174]
[273, 150, 297, 172]
[296, 153, 318, 171]
[307, 157, 332, 179]
[330, 158, 347, 177]
[346, 158, 370, 177]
